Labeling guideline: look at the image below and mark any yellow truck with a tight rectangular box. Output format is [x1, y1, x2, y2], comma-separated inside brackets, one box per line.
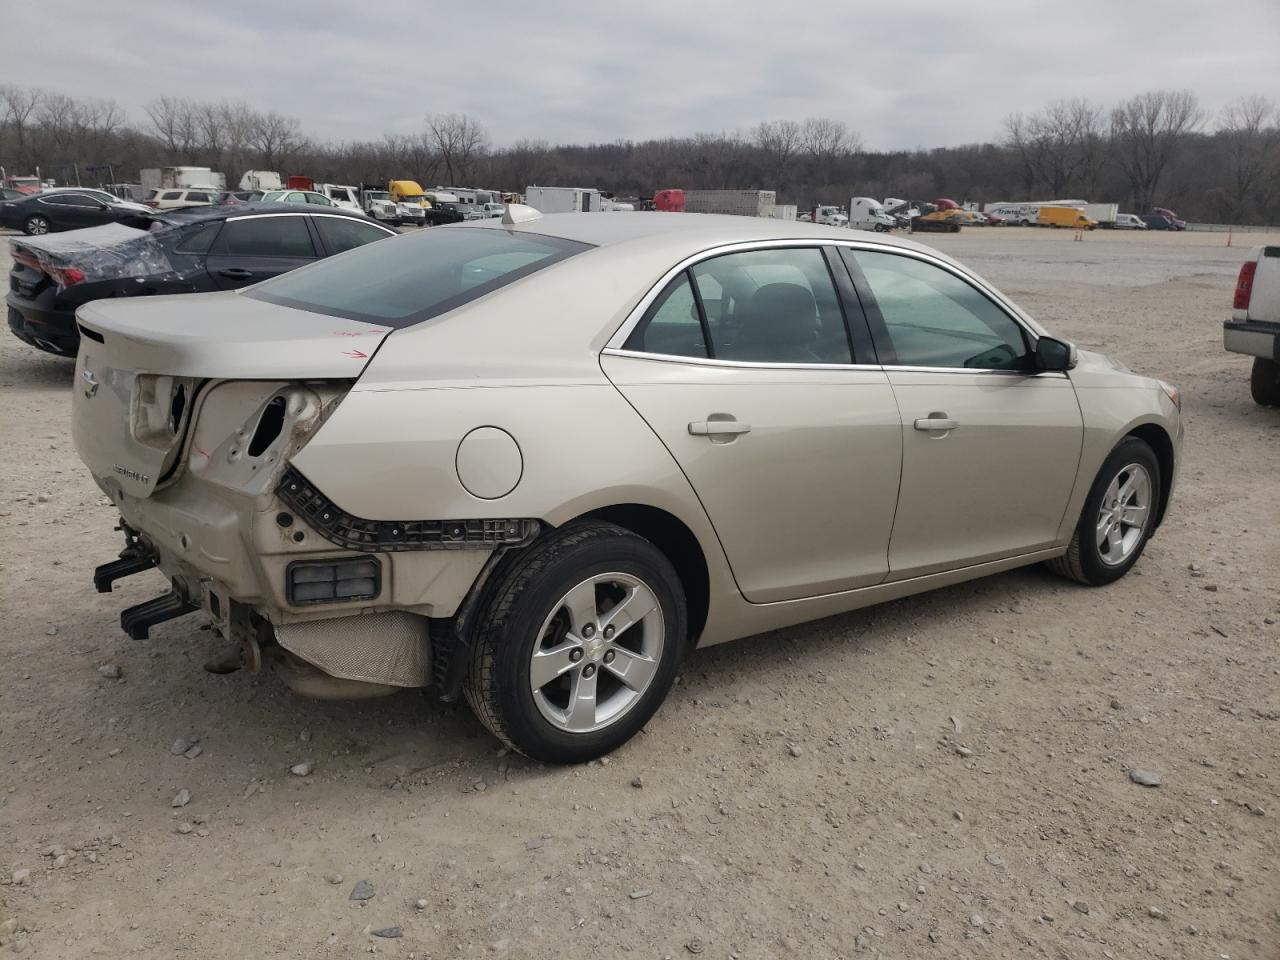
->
[388, 180, 430, 226]
[1037, 206, 1098, 230]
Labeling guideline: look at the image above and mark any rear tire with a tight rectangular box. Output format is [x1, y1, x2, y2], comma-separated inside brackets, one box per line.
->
[24, 214, 50, 235]
[464, 521, 686, 763]
[1046, 437, 1162, 586]
[1250, 357, 1280, 407]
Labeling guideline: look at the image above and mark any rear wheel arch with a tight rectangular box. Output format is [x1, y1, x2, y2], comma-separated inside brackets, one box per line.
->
[576, 503, 710, 646]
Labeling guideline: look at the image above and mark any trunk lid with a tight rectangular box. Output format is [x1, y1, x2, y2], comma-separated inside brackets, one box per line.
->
[73, 291, 391, 499]
[10, 223, 173, 288]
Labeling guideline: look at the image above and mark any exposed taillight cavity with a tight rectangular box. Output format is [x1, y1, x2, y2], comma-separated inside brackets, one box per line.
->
[1234, 261, 1256, 311]
[51, 266, 85, 289]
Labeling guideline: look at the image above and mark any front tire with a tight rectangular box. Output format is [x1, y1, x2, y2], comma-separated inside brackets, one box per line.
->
[24, 214, 50, 235]
[1250, 357, 1280, 406]
[1046, 436, 1162, 585]
[464, 521, 686, 763]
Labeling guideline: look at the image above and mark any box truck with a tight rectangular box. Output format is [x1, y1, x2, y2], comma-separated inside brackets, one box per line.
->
[525, 186, 603, 213]
[683, 189, 776, 218]
[239, 170, 282, 192]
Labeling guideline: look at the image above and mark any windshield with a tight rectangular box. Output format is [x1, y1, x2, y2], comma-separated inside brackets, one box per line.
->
[247, 227, 593, 328]
[262, 191, 286, 201]
[367, 192, 388, 200]
[401, 195, 425, 203]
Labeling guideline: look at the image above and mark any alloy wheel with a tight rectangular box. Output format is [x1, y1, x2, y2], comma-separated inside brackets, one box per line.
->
[27, 216, 49, 235]
[1095, 462, 1152, 566]
[529, 572, 664, 733]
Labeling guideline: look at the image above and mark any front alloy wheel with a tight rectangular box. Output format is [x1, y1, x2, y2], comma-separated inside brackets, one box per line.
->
[465, 521, 685, 763]
[24, 215, 50, 235]
[1046, 436, 1162, 585]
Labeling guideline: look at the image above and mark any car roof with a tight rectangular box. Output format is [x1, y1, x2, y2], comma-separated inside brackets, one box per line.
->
[464, 211, 934, 256]
[150, 202, 380, 229]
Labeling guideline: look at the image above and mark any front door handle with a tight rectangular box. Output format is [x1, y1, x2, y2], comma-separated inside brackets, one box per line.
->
[913, 414, 957, 432]
[218, 268, 254, 280]
[688, 419, 751, 437]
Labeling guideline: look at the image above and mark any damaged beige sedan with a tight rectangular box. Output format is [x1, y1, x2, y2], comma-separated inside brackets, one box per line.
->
[74, 208, 1183, 762]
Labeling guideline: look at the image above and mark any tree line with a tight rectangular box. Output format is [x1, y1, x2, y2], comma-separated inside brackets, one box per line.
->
[2, 84, 1277, 224]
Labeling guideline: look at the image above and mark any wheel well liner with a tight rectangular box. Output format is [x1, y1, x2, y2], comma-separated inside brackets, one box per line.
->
[1126, 423, 1174, 528]
[579, 504, 710, 646]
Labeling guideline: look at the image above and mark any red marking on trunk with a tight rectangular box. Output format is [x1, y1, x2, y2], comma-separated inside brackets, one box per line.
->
[343, 349, 368, 359]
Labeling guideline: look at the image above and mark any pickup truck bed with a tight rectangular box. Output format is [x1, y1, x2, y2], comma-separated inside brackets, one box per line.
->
[1224, 245, 1280, 406]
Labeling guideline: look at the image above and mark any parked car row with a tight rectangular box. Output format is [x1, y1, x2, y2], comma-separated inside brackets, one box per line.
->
[6, 203, 395, 356]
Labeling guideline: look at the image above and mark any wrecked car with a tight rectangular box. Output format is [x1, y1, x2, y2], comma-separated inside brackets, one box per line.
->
[74, 208, 1182, 763]
[7, 204, 395, 357]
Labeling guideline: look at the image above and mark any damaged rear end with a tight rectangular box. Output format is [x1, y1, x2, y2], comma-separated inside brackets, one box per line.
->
[73, 291, 490, 698]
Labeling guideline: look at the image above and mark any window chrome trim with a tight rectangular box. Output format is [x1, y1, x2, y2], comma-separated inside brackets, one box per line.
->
[309, 212, 398, 236]
[602, 347, 1068, 378]
[601, 346, 883, 372]
[226, 212, 310, 222]
[605, 236, 1057, 374]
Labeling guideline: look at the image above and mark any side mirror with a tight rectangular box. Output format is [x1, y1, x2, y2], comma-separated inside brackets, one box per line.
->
[1035, 336, 1077, 372]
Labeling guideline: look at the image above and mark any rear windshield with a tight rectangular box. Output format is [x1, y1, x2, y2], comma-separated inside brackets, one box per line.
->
[245, 226, 592, 328]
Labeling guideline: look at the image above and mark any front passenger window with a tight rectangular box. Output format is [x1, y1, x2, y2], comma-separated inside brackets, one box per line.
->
[848, 250, 1030, 370]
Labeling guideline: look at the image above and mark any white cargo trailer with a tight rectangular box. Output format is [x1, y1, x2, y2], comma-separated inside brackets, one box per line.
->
[140, 166, 225, 192]
[239, 170, 282, 192]
[773, 204, 797, 221]
[525, 185, 603, 213]
[683, 189, 776, 218]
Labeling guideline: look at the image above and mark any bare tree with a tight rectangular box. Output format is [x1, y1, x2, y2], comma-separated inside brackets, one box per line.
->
[1072, 100, 1109, 199]
[427, 113, 489, 184]
[753, 119, 803, 186]
[1, 84, 44, 167]
[145, 96, 201, 161]
[800, 117, 860, 184]
[251, 111, 302, 169]
[1003, 112, 1039, 197]
[1110, 90, 1203, 211]
[1218, 95, 1279, 222]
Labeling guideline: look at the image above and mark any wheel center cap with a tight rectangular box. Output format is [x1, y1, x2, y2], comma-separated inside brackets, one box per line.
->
[585, 636, 605, 660]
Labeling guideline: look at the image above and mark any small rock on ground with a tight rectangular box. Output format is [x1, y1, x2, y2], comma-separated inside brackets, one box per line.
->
[97, 664, 122, 679]
[370, 927, 401, 939]
[171, 788, 191, 808]
[1129, 769, 1162, 787]
[349, 879, 375, 901]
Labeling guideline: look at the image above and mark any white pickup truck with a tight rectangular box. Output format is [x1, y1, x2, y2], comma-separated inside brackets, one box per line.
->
[1225, 245, 1280, 406]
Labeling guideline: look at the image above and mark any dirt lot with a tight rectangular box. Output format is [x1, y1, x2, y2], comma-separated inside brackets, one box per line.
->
[1, 226, 1277, 959]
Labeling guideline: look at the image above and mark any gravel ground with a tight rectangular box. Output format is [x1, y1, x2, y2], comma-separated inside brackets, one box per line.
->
[1, 226, 1277, 959]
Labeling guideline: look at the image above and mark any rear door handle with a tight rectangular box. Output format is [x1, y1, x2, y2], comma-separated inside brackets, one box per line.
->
[913, 415, 957, 432]
[218, 268, 254, 280]
[688, 420, 751, 437]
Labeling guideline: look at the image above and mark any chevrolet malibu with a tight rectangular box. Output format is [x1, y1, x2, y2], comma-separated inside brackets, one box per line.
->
[73, 209, 1183, 762]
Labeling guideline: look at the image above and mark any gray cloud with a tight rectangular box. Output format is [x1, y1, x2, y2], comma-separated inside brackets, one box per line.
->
[6, 0, 1278, 149]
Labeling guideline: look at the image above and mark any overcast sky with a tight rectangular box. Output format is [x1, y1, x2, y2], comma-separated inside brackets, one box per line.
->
[7, 0, 1279, 150]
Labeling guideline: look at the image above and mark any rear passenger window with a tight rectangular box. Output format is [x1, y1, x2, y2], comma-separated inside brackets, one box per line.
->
[691, 248, 850, 363]
[162, 191, 182, 200]
[313, 216, 390, 255]
[624, 273, 707, 358]
[186, 192, 209, 202]
[220, 216, 316, 258]
[175, 222, 221, 254]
